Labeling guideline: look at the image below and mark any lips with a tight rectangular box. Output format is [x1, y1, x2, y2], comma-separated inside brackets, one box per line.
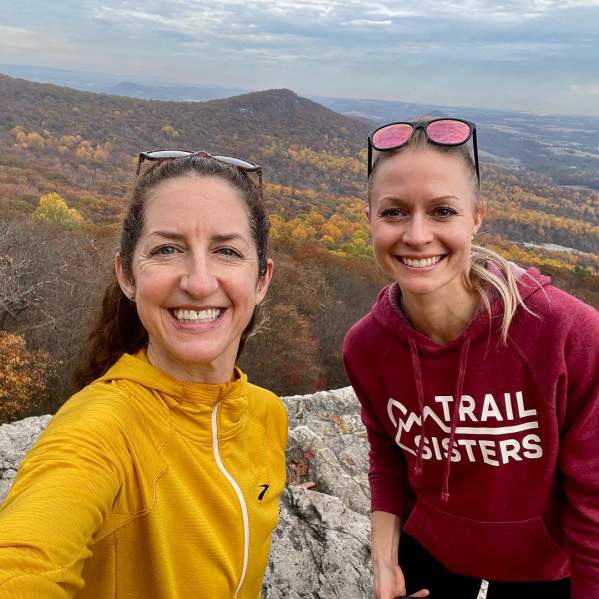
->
[400, 255, 444, 268]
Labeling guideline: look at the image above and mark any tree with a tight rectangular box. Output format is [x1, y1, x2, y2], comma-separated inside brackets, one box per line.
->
[0, 332, 54, 423]
[161, 124, 180, 139]
[31, 192, 85, 229]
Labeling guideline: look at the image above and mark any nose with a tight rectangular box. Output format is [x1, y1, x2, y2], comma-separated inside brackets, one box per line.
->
[179, 255, 219, 297]
[403, 213, 433, 247]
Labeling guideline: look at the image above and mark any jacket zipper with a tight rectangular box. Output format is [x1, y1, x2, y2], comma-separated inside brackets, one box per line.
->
[211, 401, 249, 598]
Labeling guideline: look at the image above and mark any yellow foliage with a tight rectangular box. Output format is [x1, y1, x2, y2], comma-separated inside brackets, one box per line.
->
[291, 224, 310, 240]
[320, 222, 343, 242]
[93, 146, 109, 163]
[306, 210, 325, 227]
[60, 135, 81, 148]
[161, 124, 180, 139]
[32, 192, 85, 229]
[76, 145, 92, 160]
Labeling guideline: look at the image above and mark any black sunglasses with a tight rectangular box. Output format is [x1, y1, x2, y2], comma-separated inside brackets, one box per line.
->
[367, 118, 480, 182]
[137, 150, 263, 191]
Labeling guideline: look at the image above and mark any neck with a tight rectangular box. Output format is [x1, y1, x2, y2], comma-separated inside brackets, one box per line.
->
[400, 285, 480, 344]
[146, 343, 236, 385]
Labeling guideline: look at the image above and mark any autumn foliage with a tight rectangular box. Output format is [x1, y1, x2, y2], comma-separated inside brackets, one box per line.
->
[0, 332, 54, 422]
[0, 72, 597, 422]
[32, 192, 85, 229]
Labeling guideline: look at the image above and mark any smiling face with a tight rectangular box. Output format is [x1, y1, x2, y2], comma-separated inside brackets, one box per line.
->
[116, 174, 272, 383]
[368, 148, 484, 303]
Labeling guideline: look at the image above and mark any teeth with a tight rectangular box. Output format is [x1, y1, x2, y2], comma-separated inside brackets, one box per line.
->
[173, 308, 222, 322]
[401, 256, 442, 268]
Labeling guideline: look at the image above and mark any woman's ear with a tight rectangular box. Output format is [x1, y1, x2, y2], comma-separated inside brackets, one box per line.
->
[115, 253, 135, 300]
[255, 259, 274, 305]
[473, 199, 486, 234]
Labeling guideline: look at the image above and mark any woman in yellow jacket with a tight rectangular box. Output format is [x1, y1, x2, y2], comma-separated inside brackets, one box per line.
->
[0, 151, 287, 598]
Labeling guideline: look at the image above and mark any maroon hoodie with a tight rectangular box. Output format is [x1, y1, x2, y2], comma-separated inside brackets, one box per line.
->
[342, 267, 599, 597]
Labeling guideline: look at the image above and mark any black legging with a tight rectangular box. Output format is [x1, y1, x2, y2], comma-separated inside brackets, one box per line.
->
[399, 532, 571, 599]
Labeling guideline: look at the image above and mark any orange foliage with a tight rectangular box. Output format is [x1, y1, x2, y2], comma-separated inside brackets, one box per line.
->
[0, 332, 54, 422]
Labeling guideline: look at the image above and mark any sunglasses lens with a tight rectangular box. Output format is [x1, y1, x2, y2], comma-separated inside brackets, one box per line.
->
[426, 120, 471, 144]
[212, 155, 259, 171]
[371, 123, 414, 150]
[142, 150, 193, 159]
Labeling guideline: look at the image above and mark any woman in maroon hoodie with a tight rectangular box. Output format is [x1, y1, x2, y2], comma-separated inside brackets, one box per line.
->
[342, 118, 599, 599]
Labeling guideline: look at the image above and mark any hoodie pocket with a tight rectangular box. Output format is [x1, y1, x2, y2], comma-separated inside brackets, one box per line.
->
[403, 499, 570, 581]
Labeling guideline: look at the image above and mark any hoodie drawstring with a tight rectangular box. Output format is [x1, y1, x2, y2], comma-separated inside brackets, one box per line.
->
[409, 338, 426, 477]
[408, 337, 472, 504]
[441, 338, 471, 503]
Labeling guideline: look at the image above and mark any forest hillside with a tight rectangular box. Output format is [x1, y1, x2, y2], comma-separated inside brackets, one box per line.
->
[0, 73, 597, 423]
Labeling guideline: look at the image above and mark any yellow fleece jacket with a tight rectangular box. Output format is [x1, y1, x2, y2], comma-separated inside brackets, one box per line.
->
[0, 351, 287, 598]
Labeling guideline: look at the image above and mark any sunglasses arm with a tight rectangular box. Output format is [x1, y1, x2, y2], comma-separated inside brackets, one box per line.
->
[472, 130, 480, 184]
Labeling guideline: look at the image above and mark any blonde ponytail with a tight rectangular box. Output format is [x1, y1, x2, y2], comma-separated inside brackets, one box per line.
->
[465, 245, 536, 343]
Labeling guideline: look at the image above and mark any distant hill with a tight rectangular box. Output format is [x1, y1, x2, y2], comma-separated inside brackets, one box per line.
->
[0, 73, 369, 201]
[0, 73, 597, 260]
[104, 81, 248, 102]
[315, 96, 599, 190]
[0, 64, 247, 100]
[4, 64, 599, 190]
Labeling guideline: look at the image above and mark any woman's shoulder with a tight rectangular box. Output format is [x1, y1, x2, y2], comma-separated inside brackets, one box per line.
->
[247, 382, 286, 417]
[522, 276, 598, 329]
[246, 382, 288, 449]
[511, 273, 599, 362]
[49, 376, 160, 443]
[344, 285, 394, 343]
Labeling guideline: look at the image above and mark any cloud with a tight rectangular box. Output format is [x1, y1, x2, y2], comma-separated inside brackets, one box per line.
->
[341, 19, 393, 27]
[0, 24, 75, 52]
[569, 84, 599, 96]
[2, 0, 599, 115]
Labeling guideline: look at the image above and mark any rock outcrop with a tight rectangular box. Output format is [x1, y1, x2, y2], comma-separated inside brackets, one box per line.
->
[0, 414, 52, 501]
[0, 388, 373, 598]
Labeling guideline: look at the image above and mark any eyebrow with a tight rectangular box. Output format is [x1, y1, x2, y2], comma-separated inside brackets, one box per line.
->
[148, 230, 249, 244]
[378, 194, 461, 205]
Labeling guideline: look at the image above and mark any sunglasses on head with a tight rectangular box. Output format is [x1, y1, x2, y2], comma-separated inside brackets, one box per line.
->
[367, 118, 480, 182]
[136, 149, 263, 191]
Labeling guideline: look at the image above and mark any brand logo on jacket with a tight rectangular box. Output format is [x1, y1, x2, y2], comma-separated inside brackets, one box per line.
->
[387, 391, 543, 466]
[258, 484, 270, 501]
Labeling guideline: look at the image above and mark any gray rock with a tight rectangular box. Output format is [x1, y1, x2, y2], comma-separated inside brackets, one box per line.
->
[263, 486, 372, 598]
[282, 388, 370, 516]
[0, 388, 373, 598]
[0, 414, 52, 501]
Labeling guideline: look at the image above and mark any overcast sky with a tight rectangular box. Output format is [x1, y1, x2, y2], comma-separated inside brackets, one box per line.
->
[1, 0, 599, 115]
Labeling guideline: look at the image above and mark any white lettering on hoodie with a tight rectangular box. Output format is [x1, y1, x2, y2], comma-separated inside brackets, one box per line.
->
[387, 391, 543, 466]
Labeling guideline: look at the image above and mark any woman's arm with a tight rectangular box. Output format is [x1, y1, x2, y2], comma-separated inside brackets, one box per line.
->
[371, 511, 429, 599]
[0, 396, 128, 598]
[372, 511, 404, 599]
[558, 303, 599, 598]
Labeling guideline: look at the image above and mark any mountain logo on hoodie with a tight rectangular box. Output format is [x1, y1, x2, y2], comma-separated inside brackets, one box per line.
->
[386, 391, 543, 467]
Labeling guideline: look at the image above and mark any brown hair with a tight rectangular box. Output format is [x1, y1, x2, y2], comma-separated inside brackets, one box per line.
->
[74, 155, 269, 390]
[368, 128, 532, 342]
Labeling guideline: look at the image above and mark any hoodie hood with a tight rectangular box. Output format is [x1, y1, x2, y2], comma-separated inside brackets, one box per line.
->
[97, 350, 249, 441]
[372, 265, 552, 352]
